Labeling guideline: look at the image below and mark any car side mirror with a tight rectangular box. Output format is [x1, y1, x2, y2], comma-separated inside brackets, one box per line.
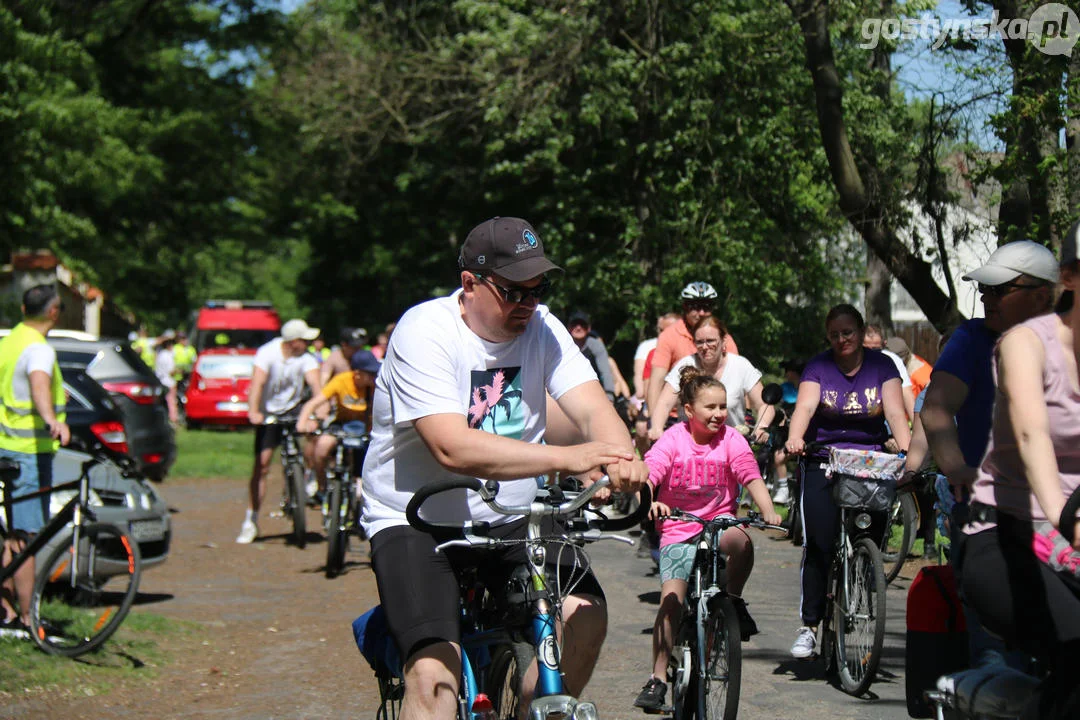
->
[761, 383, 783, 406]
[0, 458, 20, 483]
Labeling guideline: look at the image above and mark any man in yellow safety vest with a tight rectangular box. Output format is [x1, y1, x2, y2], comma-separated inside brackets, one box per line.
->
[0, 284, 70, 633]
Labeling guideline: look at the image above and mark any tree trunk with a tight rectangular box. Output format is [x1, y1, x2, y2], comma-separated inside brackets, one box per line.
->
[787, 0, 965, 332]
[865, 249, 893, 331]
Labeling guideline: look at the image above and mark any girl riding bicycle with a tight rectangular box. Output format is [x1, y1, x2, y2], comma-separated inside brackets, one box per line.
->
[633, 366, 782, 711]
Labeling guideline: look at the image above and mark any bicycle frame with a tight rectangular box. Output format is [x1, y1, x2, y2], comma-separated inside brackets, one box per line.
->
[1, 474, 91, 586]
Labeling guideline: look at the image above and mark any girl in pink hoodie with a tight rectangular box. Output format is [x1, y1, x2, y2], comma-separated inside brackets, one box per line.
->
[633, 367, 782, 711]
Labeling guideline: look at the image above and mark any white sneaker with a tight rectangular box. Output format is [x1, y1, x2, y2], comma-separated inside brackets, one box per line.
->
[773, 483, 791, 505]
[305, 477, 317, 499]
[236, 519, 258, 544]
[790, 626, 817, 659]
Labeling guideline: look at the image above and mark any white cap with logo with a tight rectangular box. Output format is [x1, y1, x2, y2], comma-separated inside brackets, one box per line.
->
[961, 240, 1059, 285]
[281, 319, 320, 342]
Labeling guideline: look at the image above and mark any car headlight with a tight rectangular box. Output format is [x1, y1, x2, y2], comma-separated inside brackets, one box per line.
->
[50, 489, 103, 517]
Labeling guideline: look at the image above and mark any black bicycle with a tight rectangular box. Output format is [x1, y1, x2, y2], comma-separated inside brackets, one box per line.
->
[660, 509, 784, 720]
[0, 441, 142, 657]
[322, 421, 368, 578]
[265, 413, 307, 548]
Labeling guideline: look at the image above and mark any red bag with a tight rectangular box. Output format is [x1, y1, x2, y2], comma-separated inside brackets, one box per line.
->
[905, 565, 969, 717]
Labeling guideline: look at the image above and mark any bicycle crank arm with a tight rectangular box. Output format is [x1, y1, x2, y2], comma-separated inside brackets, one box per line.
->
[527, 695, 599, 720]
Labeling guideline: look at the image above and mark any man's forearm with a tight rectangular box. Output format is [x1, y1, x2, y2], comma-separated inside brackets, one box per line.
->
[921, 404, 967, 476]
[29, 374, 58, 425]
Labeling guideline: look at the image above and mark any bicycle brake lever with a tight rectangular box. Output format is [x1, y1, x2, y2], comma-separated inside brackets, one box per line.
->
[568, 529, 634, 545]
[433, 536, 496, 553]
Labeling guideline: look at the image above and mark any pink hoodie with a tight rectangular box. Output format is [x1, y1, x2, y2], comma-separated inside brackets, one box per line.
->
[644, 422, 760, 547]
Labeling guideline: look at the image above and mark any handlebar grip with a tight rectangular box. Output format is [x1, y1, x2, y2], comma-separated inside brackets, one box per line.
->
[589, 484, 653, 532]
[405, 477, 490, 535]
[1059, 486, 1080, 545]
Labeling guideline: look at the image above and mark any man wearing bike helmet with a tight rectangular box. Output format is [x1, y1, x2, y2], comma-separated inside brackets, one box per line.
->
[320, 326, 369, 385]
[646, 281, 738, 419]
[360, 216, 647, 719]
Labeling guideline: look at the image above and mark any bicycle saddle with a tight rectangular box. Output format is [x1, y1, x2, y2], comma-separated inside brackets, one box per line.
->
[936, 665, 1040, 717]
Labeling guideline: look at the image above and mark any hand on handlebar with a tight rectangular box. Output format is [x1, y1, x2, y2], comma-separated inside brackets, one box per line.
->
[579, 475, 612, 504]
[785, 437, 805, 455]
[648, 500, 672, 520]
[248, 409, 265, 426]
[750, 427, 769, 445]
[761, 509, 783, 527]
[296, 416, 317, 434]
[598, 456, 649, 493]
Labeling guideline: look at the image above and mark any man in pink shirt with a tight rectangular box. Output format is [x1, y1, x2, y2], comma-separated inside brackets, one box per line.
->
[646, 281, 738, 417]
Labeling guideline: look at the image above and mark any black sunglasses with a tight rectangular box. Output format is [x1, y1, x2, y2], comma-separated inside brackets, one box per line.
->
[473, 274, 551, 304]
[683, 300, 713, 312]
[977, 282, 1042, 298]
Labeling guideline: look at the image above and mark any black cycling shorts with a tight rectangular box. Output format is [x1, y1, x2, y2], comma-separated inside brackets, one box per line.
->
[370, 517, 605, 663]
[254, 424, 287, 454]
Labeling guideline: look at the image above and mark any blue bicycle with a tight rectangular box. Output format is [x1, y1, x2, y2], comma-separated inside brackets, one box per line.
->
[355, 476, 651, 719]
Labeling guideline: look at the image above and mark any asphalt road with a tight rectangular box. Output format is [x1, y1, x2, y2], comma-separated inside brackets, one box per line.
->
[581, 525, 916, 720]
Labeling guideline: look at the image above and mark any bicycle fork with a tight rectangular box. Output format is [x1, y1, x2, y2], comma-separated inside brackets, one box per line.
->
[521, 516, 600, 720]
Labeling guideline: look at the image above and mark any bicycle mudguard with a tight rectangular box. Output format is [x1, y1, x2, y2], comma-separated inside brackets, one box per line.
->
[353, 605, 403, 679]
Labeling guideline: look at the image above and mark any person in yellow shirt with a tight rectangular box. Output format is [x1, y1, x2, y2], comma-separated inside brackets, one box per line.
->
[295, 350, 379, 503]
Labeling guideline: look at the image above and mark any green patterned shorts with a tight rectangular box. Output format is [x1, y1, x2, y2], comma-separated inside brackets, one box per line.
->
[659, 541, 700, 583]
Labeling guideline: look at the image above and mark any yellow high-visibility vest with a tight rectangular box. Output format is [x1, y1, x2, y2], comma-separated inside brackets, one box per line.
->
[0, 323, 66, 454]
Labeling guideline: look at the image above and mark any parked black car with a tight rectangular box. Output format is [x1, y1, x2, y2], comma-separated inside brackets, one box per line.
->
[51, 337, 177, 481]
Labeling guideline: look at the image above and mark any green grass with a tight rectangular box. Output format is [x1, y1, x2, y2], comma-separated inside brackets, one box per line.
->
[0, 611, 200, 697]
[170, 426, 252, 480]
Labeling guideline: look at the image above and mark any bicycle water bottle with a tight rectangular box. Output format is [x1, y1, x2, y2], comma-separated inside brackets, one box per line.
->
[471, 693, 496, 720]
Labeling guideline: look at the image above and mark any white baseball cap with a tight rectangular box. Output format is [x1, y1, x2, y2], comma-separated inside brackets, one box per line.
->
[961, 240, 1059, 285]
[281, 319, 320, 342]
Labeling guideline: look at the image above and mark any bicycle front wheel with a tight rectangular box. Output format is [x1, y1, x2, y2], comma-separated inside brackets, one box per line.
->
[486, 643, 526, 720]
[835, 537, 887, 696]
[30, 522, 142, 657]
[325, 480, 346, 578]
[286, 461, 307, 548]
[881, 493, 916, 584]
[698, 596, 742, 720]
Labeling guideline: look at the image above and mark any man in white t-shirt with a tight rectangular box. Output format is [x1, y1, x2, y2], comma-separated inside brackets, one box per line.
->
[863, 324, 915, 421]
[361, 216, 647, 719]
[236, 319, 322, 544]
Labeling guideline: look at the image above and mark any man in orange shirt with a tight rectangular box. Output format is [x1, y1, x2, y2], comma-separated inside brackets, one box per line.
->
[646, 282, 738, 415]
[886, 336, 932, 400]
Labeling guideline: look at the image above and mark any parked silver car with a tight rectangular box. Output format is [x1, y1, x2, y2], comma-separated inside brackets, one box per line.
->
[32, 448, 172, 580]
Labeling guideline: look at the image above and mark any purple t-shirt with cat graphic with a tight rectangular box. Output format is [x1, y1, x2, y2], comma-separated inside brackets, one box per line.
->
[802, 349, 900, 457]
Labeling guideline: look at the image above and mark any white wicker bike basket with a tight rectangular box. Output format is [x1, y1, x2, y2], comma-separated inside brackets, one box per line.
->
[825, 448, 904, 512]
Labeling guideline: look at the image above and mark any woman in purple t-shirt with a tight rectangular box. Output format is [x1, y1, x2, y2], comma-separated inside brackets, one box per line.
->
[783, 304, 910, 659]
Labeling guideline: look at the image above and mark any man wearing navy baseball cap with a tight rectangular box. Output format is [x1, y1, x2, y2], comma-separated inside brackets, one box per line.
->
[361, 216, 647, 717]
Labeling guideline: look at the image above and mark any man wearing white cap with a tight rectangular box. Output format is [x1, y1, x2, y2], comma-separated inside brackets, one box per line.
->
[237, 318, 323, 544]
[920, 239, 1057, 664]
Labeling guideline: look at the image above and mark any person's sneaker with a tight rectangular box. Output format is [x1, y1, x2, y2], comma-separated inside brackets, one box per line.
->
[790, 626, 817, 659]
[633, 677, 667, 711]
[236, 519, 258, 544]
[0, 617, 29, 640]
[730, 597, 759, 641]
[772, 482, 791, 505]
[305, 472, 318, 501]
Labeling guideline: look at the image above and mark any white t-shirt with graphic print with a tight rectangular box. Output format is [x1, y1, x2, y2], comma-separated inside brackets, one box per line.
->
[360, 290, 597, 538]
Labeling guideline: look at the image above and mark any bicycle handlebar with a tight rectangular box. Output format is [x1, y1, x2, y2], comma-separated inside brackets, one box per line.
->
[405, 476, 653, 537]
[663, 507, 785, 533]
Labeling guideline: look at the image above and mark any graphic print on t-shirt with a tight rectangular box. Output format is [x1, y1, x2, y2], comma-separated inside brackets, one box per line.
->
[468, 367, 525, 438]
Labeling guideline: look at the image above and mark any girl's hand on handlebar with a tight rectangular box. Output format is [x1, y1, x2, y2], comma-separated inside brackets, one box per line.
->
[761, 509, 783, 527]
[785, 437, 805, 455]
[648, 500, 672, 520]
